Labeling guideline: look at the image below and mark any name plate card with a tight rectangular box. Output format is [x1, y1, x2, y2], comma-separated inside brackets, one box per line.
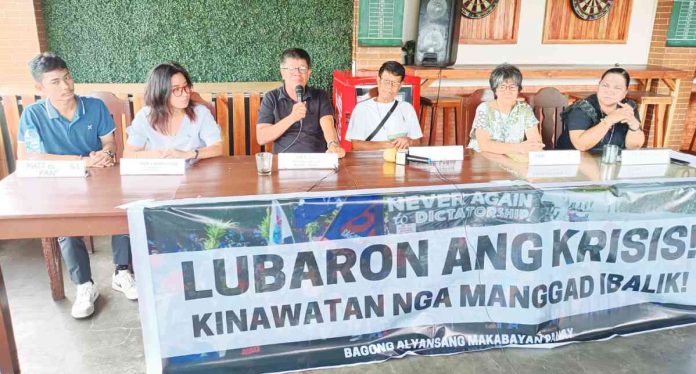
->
[120, 158, 186, 175]
[528, 150, 581, 166]
[621, 149, 670, 165]
[408, 146, 464, 161]
[16, 160, 87, 178]
[278, 153, 339, 170]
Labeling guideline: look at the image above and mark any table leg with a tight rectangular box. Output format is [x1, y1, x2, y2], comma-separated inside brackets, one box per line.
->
[443, 107, 452, 145]
[84, 236, 95, 254]
[429, 105, 437, 146]
[655, 104, 667, 148]
[638, 103, 648, 131]
[0, 267, 20, 373]
[41, 238, 65, 301]
[664, 79, 681, 148]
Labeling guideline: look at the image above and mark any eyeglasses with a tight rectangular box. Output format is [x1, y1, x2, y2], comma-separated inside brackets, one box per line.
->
[281, 66, 309, 75]
[171, 85, 191, 97]
[497, 84, 519, 92]
[380, 78, 402, 88]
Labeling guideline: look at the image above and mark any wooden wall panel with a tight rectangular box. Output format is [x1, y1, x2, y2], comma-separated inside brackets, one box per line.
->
[459, 0, 520, 44]
[543, 0, 632, 44]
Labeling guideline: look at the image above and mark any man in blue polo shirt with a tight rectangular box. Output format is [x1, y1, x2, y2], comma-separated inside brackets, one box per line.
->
[17, 52, 137, 319]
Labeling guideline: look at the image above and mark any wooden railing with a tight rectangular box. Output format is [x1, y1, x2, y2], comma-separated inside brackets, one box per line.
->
[0, 82, 281, 179]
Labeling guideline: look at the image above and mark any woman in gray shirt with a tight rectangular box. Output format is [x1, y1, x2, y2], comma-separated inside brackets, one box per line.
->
[124, 62, 222, 159]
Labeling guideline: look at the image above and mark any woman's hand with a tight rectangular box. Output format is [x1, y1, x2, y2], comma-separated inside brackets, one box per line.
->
[605, 102, 637, 126]
[518, 140, 545, 153]
[616, 102, 641, 130]
[160, 149, 192, 159]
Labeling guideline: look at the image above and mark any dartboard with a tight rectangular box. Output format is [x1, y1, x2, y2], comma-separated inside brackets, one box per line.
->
[461, 0, 499, 19]
[571, 0, 614, 21]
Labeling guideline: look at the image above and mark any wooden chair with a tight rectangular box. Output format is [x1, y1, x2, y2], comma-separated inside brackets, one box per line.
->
[528, 87, 568, 150]
[0, 94, 97, 300]
[85, 92, 130, 160]
[420, 95, 464, 146]
[567, 91, 673, 148]
[0, 94, 37, 164]
[462, 89, 494, 146]
[216, 92, 271, 155]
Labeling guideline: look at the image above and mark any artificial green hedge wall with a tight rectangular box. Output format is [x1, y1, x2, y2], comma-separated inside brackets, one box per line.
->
[43, 0, 353, 89]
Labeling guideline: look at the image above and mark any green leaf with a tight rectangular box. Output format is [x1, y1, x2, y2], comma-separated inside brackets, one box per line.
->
[43, 0, 353, 90]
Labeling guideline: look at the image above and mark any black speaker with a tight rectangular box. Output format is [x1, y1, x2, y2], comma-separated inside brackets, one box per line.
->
[415, 0, 463, 67]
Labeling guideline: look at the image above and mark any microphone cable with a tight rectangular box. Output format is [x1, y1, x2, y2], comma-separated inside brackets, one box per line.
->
[278, 119, 303, 154]
[278, 85, 306, 153]
[430, 160, 518, 364]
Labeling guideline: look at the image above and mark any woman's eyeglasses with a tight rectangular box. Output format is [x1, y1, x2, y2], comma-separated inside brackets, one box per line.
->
[497, 84, 519, 92]
[171, 85, 191, 97]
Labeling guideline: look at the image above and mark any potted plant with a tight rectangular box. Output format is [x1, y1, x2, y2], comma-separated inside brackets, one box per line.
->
[402, 40, 416, 66]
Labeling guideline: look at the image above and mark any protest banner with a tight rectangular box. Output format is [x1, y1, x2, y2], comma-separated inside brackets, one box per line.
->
[128, 181, 696, 373]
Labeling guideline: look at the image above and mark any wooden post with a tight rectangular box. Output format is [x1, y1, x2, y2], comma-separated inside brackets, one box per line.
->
[41, 238, 65, 301]
[0, 266, 20, 373]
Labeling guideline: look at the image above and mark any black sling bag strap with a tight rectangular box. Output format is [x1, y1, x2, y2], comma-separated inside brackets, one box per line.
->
[366, 100, 399, 141]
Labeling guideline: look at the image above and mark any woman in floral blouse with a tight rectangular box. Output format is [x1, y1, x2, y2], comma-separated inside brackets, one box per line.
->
[467, 64, 545, 154]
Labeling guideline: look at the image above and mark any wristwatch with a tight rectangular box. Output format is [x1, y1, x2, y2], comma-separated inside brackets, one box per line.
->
[104, 150, 115, 159]
[327, 140, 340, 148]
[193, 149, 200, 159]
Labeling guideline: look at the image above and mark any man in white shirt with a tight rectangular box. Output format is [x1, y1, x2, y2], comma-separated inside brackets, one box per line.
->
[345, 61, 422, 150]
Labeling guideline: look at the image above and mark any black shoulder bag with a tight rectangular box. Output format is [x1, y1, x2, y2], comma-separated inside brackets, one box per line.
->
[365, 100, 399, 141]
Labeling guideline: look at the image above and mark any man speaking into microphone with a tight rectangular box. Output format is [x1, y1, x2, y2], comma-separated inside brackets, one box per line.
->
[256, 48, 345, 157]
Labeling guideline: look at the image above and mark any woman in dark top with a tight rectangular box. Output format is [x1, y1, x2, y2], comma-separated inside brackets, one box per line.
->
[557, 67, 645, 152]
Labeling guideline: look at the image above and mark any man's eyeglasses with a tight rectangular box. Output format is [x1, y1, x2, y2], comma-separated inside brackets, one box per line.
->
[171, 85, 191, 97]
[497, 84, 519, 92]
[281, 66, 309, 75]
[380, 79, 402, 88]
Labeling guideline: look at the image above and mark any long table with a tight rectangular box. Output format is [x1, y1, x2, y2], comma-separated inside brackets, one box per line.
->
[0, 151, 695, 373]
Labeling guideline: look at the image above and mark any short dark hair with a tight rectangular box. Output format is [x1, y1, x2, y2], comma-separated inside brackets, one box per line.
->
[601, 67, 630, 88]
[28, 52, 68, 82]
[378, 61, 406, 81]
[281, 48, 311, 68]
[489, 63, 523, 91]
[489, 63, 523, 99]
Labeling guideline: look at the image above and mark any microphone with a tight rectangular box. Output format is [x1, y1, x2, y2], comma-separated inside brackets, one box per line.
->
[295, 85, 304, 102]
[383, 148, 432, 165]
[405, 154, 432, 164]
[279, 85, 305, 153]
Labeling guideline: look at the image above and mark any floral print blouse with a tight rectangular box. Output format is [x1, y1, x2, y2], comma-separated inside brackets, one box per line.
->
[467, 101, 539, 152]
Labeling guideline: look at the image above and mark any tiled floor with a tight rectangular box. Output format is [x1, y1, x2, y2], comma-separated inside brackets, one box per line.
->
[1, 237, 694, 374]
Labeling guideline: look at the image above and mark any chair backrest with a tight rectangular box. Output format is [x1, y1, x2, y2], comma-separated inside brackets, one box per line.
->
[85, 92, 131, 160]
[528, 87, 568, 150]
[688, 91, 696, 153]
[463, 88, 494, 146]
[0, 94, 41, 175]
[215, 92, 272, 156]
[0, 88, 275, 175]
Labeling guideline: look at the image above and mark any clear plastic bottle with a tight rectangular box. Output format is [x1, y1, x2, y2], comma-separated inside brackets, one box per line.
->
[24, 128, 45, 158]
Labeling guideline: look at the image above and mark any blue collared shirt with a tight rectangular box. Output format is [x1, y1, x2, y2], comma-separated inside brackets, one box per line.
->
[18, 95, 115, 156]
